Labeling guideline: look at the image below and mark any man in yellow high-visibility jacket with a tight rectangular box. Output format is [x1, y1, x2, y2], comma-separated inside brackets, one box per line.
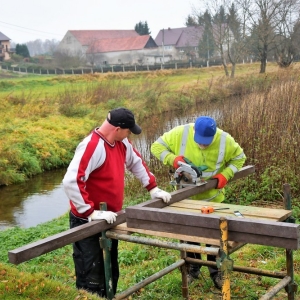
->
[151, 116, 246, 289]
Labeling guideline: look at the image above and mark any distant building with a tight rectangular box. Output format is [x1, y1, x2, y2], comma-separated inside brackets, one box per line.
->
[86, 35, 158, 66]
[155, 26, 204, 61]
[0, 32, 13, 61]
[57, 30, 140, 58]
[58, 29, 160, 66]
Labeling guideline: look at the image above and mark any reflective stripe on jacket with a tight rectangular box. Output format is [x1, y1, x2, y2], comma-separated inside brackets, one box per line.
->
[151, 123, 246, 202]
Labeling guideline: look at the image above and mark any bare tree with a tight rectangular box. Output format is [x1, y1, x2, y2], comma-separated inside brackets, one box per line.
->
[273, 1, 300, 67]
[205, 0, 231, 76]
[227, 3, 250, 77]
[191, 0, 231, 76]
[237, 0, 300, 73]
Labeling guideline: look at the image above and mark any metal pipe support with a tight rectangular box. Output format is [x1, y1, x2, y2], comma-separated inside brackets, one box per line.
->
[106, 231, 219, 256]
[113, 259, 185, 300]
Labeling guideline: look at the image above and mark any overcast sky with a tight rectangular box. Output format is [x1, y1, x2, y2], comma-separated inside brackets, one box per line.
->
[1, 0, 203, 44]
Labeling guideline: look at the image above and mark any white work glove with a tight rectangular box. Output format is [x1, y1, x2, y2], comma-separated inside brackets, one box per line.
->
[87, 210, 117, 224]
[150, 187, 171, 203]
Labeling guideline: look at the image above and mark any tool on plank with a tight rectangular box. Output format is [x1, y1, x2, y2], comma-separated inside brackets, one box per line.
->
[201, 206, 230, 214]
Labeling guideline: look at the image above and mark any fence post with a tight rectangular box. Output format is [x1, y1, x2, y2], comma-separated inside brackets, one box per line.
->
[99, 202, 114, 300]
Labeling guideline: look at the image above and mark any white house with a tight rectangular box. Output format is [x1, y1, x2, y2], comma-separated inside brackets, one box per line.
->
[86, 35, 159, 66]
[155, 26, 204, 61]
[57, 30, 140, 58]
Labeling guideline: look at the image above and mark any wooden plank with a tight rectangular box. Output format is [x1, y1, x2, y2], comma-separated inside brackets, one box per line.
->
[126, 207, 296, 239]
[134, 165, 255, 209]
[125, 207, 300, 249]
[112, 222, 238, 246]
[8, 211, 127, 265]
[126, 217, 300, 249]
[167, 200, 291, 221]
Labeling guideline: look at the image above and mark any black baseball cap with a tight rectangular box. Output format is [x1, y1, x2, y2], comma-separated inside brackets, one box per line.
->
[107, 107, 142, 134]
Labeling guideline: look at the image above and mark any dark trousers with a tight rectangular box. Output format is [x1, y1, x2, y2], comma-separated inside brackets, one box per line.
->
[69, 211, 119, 298]
[187, 241, 218, 278]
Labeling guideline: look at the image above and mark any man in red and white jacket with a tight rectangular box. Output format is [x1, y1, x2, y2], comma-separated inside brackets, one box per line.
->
[63, 107, 171, 298]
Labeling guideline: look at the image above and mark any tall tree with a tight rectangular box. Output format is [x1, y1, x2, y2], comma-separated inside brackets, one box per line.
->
[237, 0, 300, 73]
[134, 21, 151, 35]
[227, 2, 249, 77]
[15, 44, 30, 58]
[196, 10, 215, 61]
[205, 0, 231, 76]
[186, 15, 198, 26]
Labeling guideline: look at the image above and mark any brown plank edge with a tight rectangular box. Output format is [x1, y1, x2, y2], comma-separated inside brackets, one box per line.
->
[8, 211, 127, 265]
[125, 210, 300, 249]
[136, 165, 255, 209]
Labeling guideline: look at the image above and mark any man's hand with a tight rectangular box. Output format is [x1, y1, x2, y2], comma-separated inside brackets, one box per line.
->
[212, 174, 228, 189]
[173, 155, 185, 169]
[150, 187, 171, 203]
[88, 210, 117, 224]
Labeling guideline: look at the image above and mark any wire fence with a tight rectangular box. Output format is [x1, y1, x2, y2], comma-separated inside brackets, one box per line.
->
[0, 61, 228, 75]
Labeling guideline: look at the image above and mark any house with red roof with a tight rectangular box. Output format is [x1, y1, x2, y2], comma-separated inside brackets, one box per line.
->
[58, 29, 162, 65]
[58, 30, 139, 57]
[86, 35, 159, 66]
[0, 31, 12, 61]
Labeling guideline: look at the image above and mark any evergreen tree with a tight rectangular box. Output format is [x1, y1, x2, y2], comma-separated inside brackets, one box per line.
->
[16, 44, 30, 58]
[186, 15, 197, 26]
[134, 21, 151, 35]
[197, 11, 215, 59]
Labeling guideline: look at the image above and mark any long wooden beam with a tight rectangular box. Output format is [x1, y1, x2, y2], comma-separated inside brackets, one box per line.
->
[8, 165, 255, 265]
[138, 165, 255, 208]
[8, 212, 127, 265]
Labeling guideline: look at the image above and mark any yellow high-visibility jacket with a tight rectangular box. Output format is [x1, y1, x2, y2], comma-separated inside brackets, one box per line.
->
[151, 123, 246, 202]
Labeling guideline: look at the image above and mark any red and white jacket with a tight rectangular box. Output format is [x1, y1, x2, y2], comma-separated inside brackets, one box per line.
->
[63, 129, 157, 218]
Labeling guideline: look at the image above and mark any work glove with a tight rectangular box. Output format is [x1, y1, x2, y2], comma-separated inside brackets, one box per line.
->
[212, 174, 228, 189]
[173, 155, 185, 169]
[88, 210, 117, 224]
[150, 187, 172, 203]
